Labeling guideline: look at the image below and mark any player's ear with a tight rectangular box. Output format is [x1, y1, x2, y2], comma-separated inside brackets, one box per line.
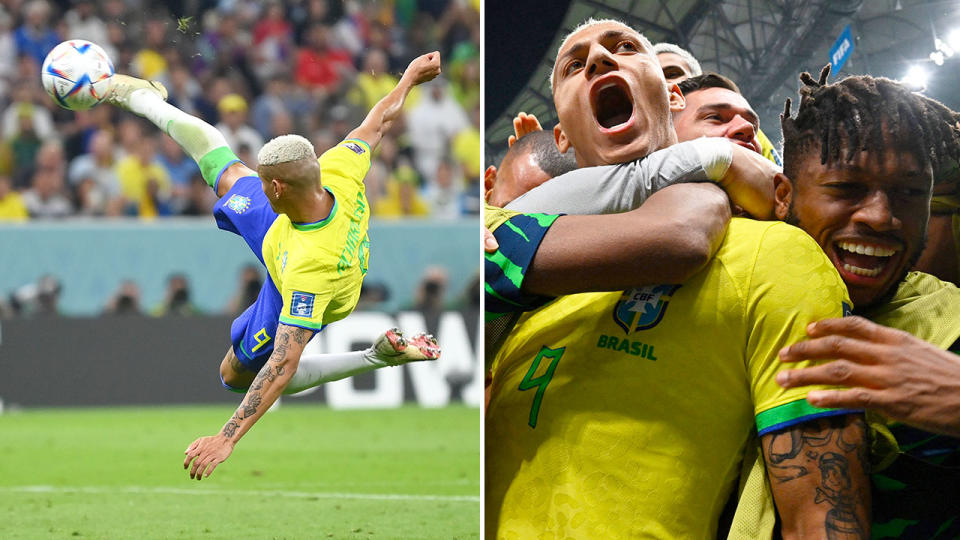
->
[668, 83, 685, 112]
[773, 172, 793, 220]
[271, 178, 283, 199]
[554, 124, 571, 154]
[484, 165, 497, 201]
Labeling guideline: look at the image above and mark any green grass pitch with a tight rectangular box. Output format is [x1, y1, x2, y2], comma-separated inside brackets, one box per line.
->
[0, 404, 480, 539]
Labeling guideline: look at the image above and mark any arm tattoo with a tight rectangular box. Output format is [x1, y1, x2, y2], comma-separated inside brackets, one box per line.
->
[220, 325, 306, 440]
[222, 420, 239, 438]
[766, 416, 868, 538]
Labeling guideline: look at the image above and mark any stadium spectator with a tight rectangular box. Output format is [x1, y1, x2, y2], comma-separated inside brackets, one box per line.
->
[0, 174, 27, 220]
[14, 0, 60, 68]
[374, 168, 430, 217]
[68, 130, 124, 216]
[250, 74, 291, 139]
[406, 78, 468, 184]
[0, 107, 44, 189]
[156, 135, 199, 212]
[215, 93, 259, 143]
[0, 0, 478, 221]
[250, 2, 293, 80]
[348, 49, 403, 112]
[131, 17, 169, 82]
[114, 134, 173, 217]
[452, 103, 482, 182]
[226, 264, 263, 315]
[22, 168, 72, 219]
[422, 159, 461, 219]
[215, 94, 263, 160]
[413, 266, 448, 334]
[8, 274, 61, 317]
[165, 65, 203, 117]
[0, 10, 16, 104]
[294, 23, 354, 97]
[104, 279, 143, 316]
[153, 273, 198, 316]
[64, 0, 112, 59]
[1, 80, 55, 141]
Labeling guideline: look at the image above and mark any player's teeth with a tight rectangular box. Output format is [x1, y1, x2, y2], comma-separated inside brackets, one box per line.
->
[842, 263, 883, 277]
[837, 242, 896, 257]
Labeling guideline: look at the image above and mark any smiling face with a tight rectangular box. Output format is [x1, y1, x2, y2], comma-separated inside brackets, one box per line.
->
[776, 146, 933, 309]
[552, 22, 682, 166]
[673, 86, 762, 154]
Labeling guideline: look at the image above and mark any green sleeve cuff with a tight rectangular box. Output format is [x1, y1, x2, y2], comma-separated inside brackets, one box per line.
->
[199, 146, 241, 189]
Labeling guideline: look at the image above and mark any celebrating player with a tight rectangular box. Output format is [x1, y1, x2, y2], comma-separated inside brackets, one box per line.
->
[102, 52, 444, 479]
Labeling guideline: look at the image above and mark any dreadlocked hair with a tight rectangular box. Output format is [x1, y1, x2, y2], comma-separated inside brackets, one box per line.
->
[781, 64, 960, 184]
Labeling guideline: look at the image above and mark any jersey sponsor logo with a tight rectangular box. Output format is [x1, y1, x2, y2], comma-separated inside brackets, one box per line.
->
[225, 194, 251, 214]
[290, 291, 315, 318]
[613, 284, 681, 334]
[344, 142, 365, 155]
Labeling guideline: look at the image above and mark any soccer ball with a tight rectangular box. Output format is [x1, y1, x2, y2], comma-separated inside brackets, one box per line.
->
[41, 40, 114, 110]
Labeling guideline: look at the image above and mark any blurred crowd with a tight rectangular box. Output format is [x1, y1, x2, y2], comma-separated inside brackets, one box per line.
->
[0, 0, 481, 220]
[1, 263, 480, 322]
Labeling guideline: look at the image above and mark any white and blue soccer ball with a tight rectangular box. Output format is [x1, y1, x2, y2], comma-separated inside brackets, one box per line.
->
[41, 40, 114, 111]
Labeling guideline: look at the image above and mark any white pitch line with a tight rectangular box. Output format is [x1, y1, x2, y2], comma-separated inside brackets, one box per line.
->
[0, 485, 480, 503]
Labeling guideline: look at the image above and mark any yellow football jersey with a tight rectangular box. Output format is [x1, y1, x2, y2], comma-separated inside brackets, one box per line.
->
[263, 139, 371, 331]
[486, 218, 852, 539]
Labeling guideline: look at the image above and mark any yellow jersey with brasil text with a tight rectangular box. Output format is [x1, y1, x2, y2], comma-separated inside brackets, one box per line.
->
[486, 218, 853, 539]
[262, 139, 371, 331]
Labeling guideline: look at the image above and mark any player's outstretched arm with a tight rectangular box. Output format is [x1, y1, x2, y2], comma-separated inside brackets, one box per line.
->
[183, 323, 310, 480]
[761, 414, 871, 539]
[778, 316, 960, 438]
[347, 52, 441, 151]
[521, 182, 730, 296]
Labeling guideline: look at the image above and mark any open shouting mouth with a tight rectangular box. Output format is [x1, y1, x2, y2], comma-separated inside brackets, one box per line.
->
[832, 240, 900, 281]
[591, 77, 635, 133]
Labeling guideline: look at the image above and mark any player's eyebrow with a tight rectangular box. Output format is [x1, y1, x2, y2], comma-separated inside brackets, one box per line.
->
[698, 103, 760, 129]
[557, 30, 641, 71]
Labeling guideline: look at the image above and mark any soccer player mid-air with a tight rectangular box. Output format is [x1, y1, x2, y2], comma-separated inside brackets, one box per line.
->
[101, 53, 444, 479]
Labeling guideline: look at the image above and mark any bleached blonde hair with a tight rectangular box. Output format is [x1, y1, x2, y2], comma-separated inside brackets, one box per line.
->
[549, 18, 653, 93]
[257, 134, 317, 166]
[652, 42, 703, 76]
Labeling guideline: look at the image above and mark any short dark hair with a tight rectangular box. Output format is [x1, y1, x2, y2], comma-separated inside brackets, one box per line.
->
[781, 65, 960, 183]
[677, 72, 741, 97]
[509, 130, 578, 179]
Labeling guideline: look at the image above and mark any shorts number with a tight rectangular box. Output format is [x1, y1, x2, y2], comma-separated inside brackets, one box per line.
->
[251, 328, 272, 352]
[518, 346, 564, 428]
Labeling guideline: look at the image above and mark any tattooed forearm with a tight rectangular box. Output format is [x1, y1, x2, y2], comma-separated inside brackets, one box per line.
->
[222, 419, 239, 438]
[218, 324, 306, 444]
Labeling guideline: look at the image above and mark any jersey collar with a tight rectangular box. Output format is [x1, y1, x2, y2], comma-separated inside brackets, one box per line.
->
[291, 187, 337, 231]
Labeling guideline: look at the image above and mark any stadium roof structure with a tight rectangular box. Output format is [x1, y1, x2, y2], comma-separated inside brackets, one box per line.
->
[486, 0, 960, 165]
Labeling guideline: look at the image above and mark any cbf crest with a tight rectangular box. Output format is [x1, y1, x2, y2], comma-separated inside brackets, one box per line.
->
[613, 284, 681, 334]
[225, 194, 251, 214]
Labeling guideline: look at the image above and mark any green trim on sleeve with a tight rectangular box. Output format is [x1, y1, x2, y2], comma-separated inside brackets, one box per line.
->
[755, 399, 847, 434]
[199, 146, 240, 189]
[278, 315, 325, 330]
[343, 138, 371, 154]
